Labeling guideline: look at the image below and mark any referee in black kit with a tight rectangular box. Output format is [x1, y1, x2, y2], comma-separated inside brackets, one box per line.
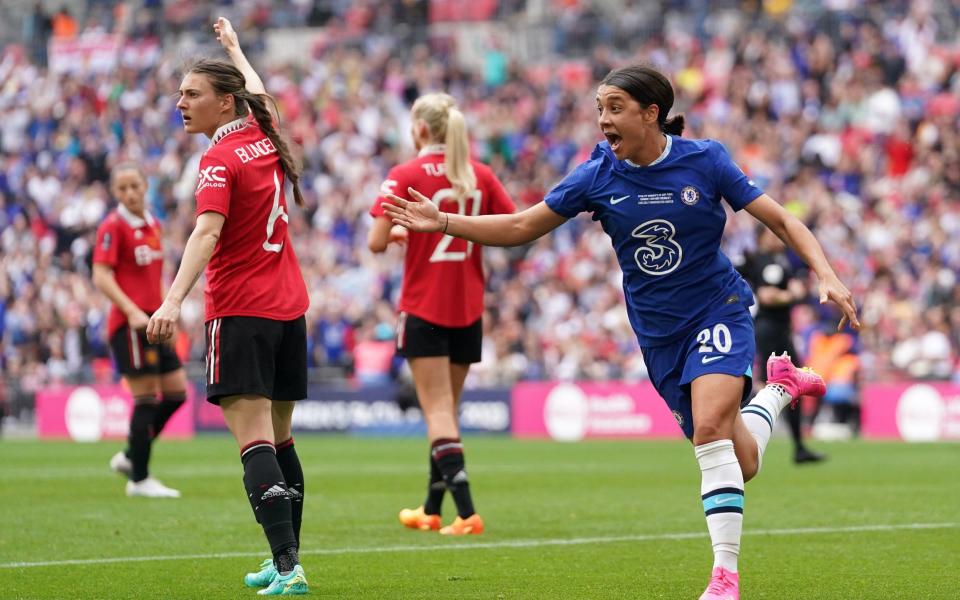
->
[741, 227, 826, 464]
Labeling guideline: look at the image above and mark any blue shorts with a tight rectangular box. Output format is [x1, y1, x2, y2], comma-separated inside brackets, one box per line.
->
[642, 303, 755, 439]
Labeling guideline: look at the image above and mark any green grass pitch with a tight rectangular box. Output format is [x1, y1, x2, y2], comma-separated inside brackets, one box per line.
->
[1, 436, 958, 598]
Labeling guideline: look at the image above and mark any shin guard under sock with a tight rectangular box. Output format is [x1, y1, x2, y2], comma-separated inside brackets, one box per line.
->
[240, 441, 297, 561]
[276, 437, 304, 547]
[153, 391, 186, 437]
[431, 438, 475, 519]
[423, 452, 445, 516]
[128, 399, 157, 482]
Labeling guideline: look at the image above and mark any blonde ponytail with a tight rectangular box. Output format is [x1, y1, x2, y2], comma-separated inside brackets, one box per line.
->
[411, 93, 476, 200]
[443, 107, 476, 199]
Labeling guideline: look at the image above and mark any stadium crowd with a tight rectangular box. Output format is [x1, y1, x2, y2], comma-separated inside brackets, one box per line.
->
[2, 0, 960, 422]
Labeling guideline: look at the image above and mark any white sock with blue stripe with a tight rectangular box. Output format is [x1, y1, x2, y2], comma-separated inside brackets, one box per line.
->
[695, 439, 743, 573]
[740, 384, 791, 471]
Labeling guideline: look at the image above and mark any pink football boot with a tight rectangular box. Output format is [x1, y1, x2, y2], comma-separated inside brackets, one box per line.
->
[766, 352, 826, 406]
[698, 567, 739, 600]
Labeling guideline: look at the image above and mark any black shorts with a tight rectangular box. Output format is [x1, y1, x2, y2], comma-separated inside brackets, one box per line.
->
[204, 315, 307, 405]
[110, 325, 182, 378]
[396, 312, 482, 364]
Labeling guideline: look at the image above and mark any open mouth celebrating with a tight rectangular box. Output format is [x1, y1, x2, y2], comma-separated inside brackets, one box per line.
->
[604, 132, 622, 153]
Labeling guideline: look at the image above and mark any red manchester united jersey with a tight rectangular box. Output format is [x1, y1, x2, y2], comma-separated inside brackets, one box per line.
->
[93, 205, 165, 337]
[195, 116, 308, 322]
[371, 147, 515, 327]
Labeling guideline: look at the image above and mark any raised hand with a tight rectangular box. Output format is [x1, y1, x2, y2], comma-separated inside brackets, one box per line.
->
[818, 274, 861, 331]
[382, 187, 444, 233]
[214, 17, 239, 51]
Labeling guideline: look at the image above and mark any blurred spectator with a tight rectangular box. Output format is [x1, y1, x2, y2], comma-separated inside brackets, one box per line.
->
[51, 7, 78, 40]
[353, 322, 397, 387]
[22, 3, 51, 66]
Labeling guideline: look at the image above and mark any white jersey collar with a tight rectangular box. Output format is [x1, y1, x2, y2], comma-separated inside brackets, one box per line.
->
[625, 134, 672, 168]
[211, 116, 249, 146]
[418, 144, 445, 157]
[117, 203, 155, 228]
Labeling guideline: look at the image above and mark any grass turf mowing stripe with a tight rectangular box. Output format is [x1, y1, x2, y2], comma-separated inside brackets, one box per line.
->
[2, 522, 954, 569]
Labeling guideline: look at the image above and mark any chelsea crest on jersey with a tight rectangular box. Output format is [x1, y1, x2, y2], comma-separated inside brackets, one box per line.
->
[544, 135, 764, 346]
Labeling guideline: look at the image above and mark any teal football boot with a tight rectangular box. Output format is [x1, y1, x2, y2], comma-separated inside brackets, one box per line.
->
[243, 558, 277, 588]
[257, 564, 308, 596]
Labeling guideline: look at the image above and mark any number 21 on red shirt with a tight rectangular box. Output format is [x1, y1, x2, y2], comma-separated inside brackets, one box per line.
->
[430, 188, 482, 263]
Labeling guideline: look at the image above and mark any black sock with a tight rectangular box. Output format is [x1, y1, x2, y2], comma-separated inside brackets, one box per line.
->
[240, 441, 297, 564]
[276, 437, 304, 547]
[423, 452, 445, 516]
[129, 399, 157, 482]
[431, 438, 475, 519]
[274, 546, 299, 576]
[153, 391, 186, 437]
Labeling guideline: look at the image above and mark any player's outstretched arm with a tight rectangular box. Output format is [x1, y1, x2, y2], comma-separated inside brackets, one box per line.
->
[384, 187, 566, 247]
[146, 212, 225, 343]
[214, 17, 266, 95]
[745, 194, 860, 331]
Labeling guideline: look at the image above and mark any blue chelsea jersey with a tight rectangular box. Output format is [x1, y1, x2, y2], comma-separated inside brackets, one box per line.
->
[544, 135, 764, 347]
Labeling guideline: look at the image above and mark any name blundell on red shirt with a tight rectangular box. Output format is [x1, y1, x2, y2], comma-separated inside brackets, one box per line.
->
[195, 116, 308, 322]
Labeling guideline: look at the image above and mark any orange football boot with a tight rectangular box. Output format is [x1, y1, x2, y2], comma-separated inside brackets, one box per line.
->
[398, 506, 441, 531]
[439, 514, 484, 535]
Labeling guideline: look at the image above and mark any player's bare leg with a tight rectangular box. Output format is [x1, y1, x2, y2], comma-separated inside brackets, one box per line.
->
[222, 395, 306, 593]
[271, 401, 304, 546]
[118, 375, 180, 498]
[111, 374, 154, 479]
[691, 374, 745, 600]
[244, 401, 304, 589]
[740, 353, 827, 475]
[438, 361, 483, 534]
[403, 357, 483, 535]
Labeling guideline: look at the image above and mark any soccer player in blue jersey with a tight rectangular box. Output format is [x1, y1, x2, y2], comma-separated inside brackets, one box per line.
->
[383, 64, 861, 600]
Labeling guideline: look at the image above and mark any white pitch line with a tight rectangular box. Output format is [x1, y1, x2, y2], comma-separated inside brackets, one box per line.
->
[1, 522, 954, 569]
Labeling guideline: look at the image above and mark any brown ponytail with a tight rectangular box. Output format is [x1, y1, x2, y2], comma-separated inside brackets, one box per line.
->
[188, 59, 304, 207]
[236, 89, 304, 207]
